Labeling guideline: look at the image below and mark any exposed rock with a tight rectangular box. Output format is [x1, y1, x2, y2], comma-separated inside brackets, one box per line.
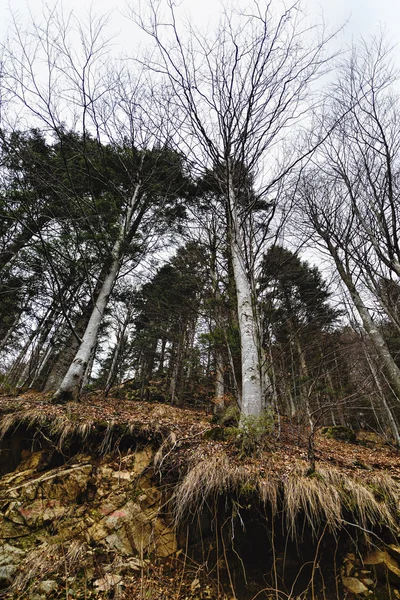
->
[0, 515, 30, 538]
[15, 450, 49, 473]
[105, 529, 134, 555]
[0, 445, 177, 596]
[112, 470, 132, 481]
[0, 564, 18, 586]
[341, 576, 369, 595]
[0, 543, 25, 566]
[94, 573, 123, 592]
[37, 580, 58, 594]
[364, 549, 400, 585]
[343, 555, 357, 577]
[4, 501, 25, 525]
[360, 578, 374, 587]
[105, 557, 150, 574]
[0, 542, 25, 585]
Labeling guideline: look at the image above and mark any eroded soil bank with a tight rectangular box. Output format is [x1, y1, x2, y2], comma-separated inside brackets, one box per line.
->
[1, 392, 400, 599]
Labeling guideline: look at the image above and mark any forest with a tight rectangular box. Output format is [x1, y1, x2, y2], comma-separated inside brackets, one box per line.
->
[1, 2, 400, 599]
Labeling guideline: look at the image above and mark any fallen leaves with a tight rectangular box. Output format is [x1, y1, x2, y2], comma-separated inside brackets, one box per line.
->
[1, 391, 400, 483]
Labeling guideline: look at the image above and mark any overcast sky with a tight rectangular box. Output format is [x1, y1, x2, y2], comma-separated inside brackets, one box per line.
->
[1, 0, 399, 52]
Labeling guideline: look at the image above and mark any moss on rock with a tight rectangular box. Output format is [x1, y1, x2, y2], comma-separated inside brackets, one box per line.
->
[321, 425, 357, 443]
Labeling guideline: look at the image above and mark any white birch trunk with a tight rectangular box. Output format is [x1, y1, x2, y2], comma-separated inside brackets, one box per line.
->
[51, 245, 122, 402]
[52, 184, 141, 403]
[214, 351, 225, 416]
[228, 176, 269, 418]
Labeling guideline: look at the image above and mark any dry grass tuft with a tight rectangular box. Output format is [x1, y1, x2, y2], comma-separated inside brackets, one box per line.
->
[172, 455, 400, 539]
[282, 467, 400, 536]
[154, 432, 177, 470]
[11, 539, 88, 595]
[283, 467, 343, 535]
[0, 407, 94, 446]
[172, 454, 252, 524]
[257, 475, 280, 516]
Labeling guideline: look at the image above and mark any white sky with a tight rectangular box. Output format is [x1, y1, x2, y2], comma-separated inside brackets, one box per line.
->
[1, 0, 399, 52]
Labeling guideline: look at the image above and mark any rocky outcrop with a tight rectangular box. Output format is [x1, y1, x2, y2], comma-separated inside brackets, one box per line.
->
[0, 446, 177, 597]
[364, 549, 400, 586]
[341, 548, 400, 597]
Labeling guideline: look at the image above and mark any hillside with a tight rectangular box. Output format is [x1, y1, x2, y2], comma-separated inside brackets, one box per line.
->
[1, 391, 400, 599]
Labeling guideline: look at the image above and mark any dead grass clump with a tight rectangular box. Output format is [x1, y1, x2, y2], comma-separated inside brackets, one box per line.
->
[283, 467, 343, 536]
[257, 475, 280, 517]
[282, 467, 399, 537]
[321, 469, 399, 531]
[11, 539, 88, 596]
[0, 408, 94, 446]
[172, 453, 400, 540]
[0, 405, 162, 457]
[172, 453, 252, 524]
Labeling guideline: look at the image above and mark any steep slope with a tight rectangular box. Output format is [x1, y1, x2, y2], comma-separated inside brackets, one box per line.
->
[1, 391, 400, 599]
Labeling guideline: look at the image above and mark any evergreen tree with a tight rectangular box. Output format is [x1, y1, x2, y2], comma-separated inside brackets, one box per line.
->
[258, 246, 339, 417]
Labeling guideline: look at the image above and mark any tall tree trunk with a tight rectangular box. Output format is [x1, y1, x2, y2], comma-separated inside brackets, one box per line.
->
[4, 311, 50, 387]
[158, 338, 167, 375]
[184, 318, 196, 382]
[81, 342, 97, 391]
[104, 305, 132, 396]
[52, 245, 122, 403]
[44, 305, 91, 391]
[169, 331, 184, 405]
[214, 350, 225, 416]
[364, 346, 400, 446]
[327, 239, 400, 403]
[52, 184, 141, 403]
[23, 307, 57, 387]
[228, 177, 269, 418]
[30, 320, 64, 391]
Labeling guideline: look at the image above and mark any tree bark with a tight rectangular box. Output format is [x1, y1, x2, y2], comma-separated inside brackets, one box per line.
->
[214, 350, 225, 416]
[104, 305, 132, 396]
[228, 176, 269, 418]
[52, 246, 122, 402]
[52, 183, 141, 403]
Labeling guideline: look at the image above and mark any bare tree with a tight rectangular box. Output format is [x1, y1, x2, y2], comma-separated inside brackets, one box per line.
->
[297, 169, 400, 411]
[295, 35, 400, 414]
[131, 0, 335, 418]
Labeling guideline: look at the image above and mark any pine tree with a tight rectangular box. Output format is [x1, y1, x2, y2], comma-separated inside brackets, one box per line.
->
[258, 246, 339, 417]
